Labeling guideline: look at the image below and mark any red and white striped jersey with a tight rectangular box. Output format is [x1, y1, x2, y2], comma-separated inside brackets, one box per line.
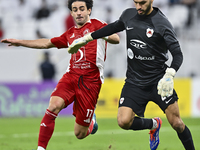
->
[51, 19, 108, 84]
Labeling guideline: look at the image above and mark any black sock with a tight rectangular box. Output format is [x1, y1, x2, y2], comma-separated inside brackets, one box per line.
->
[177, 125, 195, 150]
[129, 116, 153, 130]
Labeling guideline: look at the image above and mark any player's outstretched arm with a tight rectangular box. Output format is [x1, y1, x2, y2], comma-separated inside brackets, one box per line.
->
[68, 32, 120, 54]
[68, 21, 124, 54]
[1, 38, 55, 49]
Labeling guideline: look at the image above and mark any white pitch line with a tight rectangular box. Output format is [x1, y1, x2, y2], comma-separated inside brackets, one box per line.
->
[0, 126, 199, 139]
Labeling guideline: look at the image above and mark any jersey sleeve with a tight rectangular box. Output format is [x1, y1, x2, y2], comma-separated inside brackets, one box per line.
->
[91, 9, 134, 39]
[91, 20, 125, 39]
[159, 19, 183, 71]
[51, 32, 68, 49]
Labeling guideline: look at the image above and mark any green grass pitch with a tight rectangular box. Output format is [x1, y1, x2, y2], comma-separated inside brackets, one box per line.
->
[0, 117, 200, 150]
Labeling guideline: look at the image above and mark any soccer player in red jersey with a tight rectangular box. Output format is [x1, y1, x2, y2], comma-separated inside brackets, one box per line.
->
[1, 0, 119, 150]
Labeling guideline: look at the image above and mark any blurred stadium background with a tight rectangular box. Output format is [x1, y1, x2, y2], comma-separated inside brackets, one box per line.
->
[0, 0, 200, 149]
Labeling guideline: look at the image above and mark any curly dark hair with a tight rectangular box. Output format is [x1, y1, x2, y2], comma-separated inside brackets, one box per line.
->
[68, 0, 93, 11]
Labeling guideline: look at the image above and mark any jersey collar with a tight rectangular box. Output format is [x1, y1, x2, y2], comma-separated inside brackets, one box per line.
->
[74, 19, 92, 29]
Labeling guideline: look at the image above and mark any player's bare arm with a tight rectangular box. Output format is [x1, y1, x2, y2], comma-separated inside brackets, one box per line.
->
[1, 38, 55, 49]
[104, 33, 120, 44]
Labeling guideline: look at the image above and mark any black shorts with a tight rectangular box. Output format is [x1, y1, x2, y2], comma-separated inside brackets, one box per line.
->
[118, 82, 178, 117]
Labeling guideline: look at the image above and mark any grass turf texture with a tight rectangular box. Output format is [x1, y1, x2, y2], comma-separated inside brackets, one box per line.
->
[0, 117, 199, 150]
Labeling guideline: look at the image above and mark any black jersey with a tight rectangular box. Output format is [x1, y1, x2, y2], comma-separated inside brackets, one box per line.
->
[92, 7, 183, 87]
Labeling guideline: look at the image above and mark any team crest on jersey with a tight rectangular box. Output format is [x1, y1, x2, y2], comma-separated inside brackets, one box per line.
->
[146, 28, 154, 38]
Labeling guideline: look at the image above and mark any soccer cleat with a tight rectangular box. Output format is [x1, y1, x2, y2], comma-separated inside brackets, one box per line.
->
[91, 113, 98, 134]
[149, 117, 162, 150]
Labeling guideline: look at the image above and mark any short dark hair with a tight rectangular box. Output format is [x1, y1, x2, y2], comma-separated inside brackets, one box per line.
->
[68, 0, 93, 11]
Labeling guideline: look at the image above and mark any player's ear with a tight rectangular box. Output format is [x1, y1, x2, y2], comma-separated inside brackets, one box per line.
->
[88, 8, 92, 16]
[70, 10, 73, 16]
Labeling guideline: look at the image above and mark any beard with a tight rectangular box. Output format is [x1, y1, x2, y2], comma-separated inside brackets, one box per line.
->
[144, 2, 151, 15]
[137, 1, 152, 15]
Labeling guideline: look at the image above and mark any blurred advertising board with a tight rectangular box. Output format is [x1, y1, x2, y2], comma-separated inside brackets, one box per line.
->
[192, 78, 200, 117]
[95, 78, 124, 118]
[0, 78, 196, 118]
[96, 78, 192, 118]
[0, 82, 73, 117]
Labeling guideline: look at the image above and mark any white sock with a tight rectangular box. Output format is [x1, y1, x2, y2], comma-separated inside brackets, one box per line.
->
[37, 146, 45, 150]
[151, 119, 157, 130]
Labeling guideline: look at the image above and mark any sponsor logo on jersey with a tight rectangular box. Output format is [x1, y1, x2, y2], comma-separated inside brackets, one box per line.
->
[146, 28, 154, 38]
[128, 48, 134, 59]
[75, 50, 84, 62]
[135, 55, 155, 60]
[70, 33, 75, 38]
[126, 26, 134, 30]
[127, 48, 155, 61]
[130, 39, 147, 49]
[72, 47, 86, 63]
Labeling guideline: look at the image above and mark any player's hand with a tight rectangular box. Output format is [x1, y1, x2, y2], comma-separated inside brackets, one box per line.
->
[1, 38, 21, 46]
[157, 68, 176, 97]
[68, 33, 93, 54]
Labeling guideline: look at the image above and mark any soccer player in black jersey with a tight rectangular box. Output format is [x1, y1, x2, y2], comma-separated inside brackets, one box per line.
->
[68, 0, 195, 150]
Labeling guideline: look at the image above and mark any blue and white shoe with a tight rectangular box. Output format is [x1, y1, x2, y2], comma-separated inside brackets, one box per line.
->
[149, 117, 162, 150]
[91, 113, 98, 134]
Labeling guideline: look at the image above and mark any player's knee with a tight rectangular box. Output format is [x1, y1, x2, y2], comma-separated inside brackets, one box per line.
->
[117, 117, 131, 130]
[170, 119, 185, 133]
[48, 101, 64, 113]
[48, 104, 60, 113]
[48, 97, 65, 113]
[75, 130, 87, 139]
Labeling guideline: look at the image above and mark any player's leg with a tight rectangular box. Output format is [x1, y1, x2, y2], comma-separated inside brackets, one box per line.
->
[117, 105, 161, 150]
[117, 82, 156, 130]
[73, 78, 101, 139]
[117, 104, 161, 150]
[117, 106, 157, 130]
[74, 122, 89, 139]
[74, 112, 98, 139]
[165, 101, 195, 150]
[37, 73, 77, 150]
[37, 96, 65, 150]
[150, 85, 184, 150]
[117, 106, 135, 129]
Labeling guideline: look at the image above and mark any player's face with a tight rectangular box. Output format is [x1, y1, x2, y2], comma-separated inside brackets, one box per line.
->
[71, 1, 91, 28]
[134, 0, 153, 15]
